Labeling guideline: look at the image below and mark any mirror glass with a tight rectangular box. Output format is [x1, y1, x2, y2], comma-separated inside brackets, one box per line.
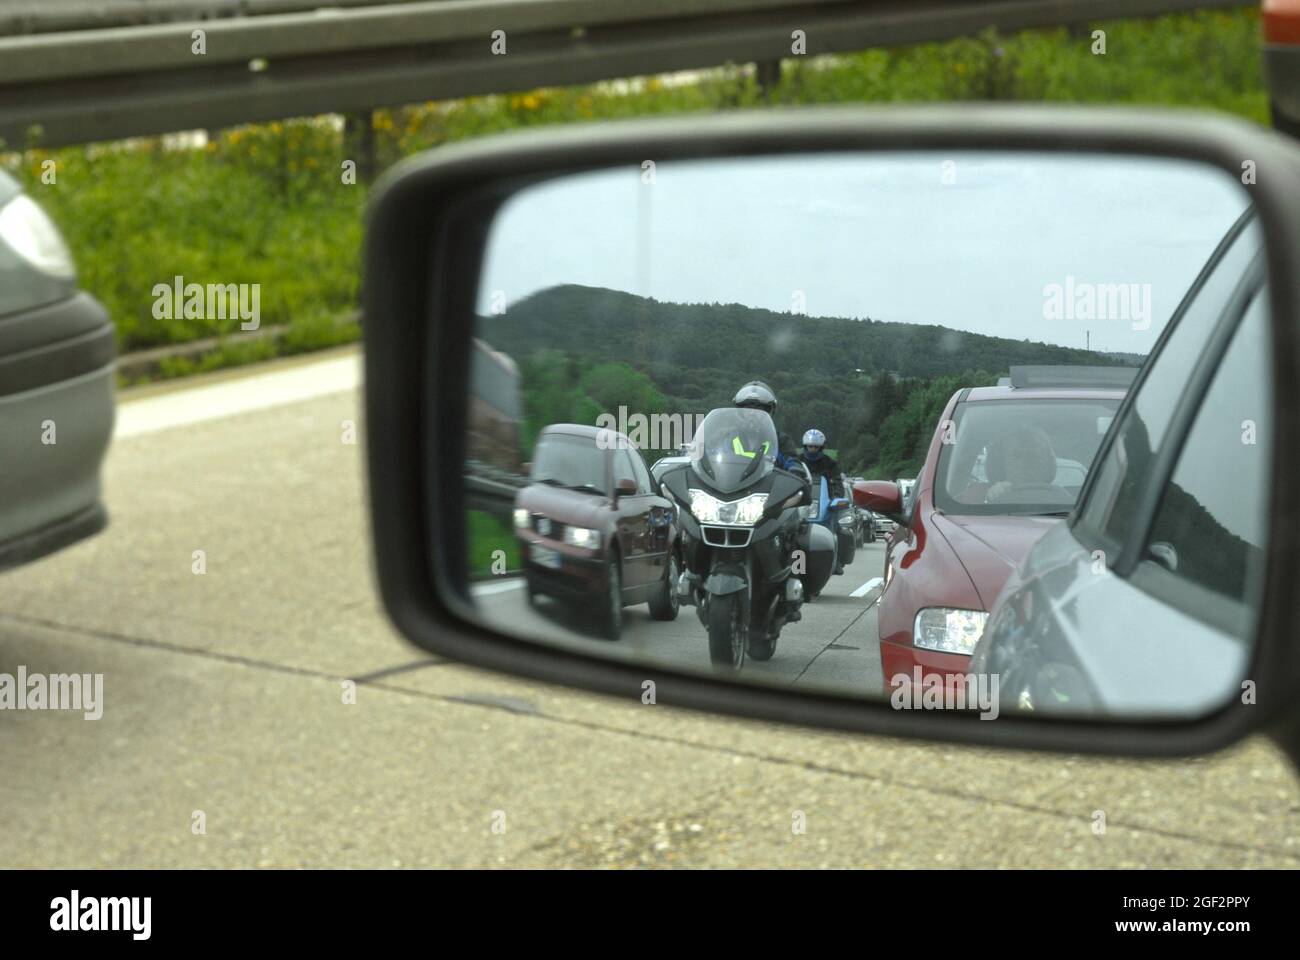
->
[458, 151, 1268, 721]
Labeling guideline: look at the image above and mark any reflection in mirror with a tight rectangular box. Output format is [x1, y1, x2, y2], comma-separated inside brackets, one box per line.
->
[458, 151, 1267, 721]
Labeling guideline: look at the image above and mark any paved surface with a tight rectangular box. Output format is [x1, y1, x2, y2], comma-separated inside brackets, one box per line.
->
[2, 348, 1298, 868]
[474, 544, 888, 696]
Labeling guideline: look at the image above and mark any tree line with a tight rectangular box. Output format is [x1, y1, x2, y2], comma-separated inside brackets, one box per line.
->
[483, 284, 1140, 480]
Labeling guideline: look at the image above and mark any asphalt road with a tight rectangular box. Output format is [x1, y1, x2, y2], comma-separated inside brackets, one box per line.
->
[473, 544, 889, 697]
[2, 347, 1298, 868]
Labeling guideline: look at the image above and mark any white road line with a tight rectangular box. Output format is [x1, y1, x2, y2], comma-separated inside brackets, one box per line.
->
[471, 578, 526, 597]
[850, 576, 883, 598]
[115, 351, 361, 439]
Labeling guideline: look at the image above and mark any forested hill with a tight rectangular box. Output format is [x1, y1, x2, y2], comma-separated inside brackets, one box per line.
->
[480, 284, 1141, 381]
[478, 284, 1142, 479]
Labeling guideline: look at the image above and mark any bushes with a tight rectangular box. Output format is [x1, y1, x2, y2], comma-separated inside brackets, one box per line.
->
[8, 122, 364, 355]
[0, 6, 1267, 382]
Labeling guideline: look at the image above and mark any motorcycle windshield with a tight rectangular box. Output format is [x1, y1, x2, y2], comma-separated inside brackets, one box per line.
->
[688, 407, 779, 496]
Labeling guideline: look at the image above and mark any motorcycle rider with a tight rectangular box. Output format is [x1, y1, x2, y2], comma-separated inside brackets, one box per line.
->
[732, 380, 800, 471]
[800, 428, 849, 574]
[798, 429, 845, 499]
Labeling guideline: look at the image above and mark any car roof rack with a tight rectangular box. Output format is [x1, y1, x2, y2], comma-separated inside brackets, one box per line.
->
[1006, 365, 1139, 389]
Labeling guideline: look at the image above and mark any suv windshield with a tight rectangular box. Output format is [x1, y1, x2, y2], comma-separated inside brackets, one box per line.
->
[530, 434, 606, 494]
[689, 407, 779, 495]
[934, 398, 1122, 515]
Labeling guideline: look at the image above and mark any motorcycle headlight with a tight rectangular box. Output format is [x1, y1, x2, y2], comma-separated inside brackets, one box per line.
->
[688, 489, 768, 526]
[914, 608, 988, 655]
[0, 194, 75, 278]
[563, 526, 599, 548]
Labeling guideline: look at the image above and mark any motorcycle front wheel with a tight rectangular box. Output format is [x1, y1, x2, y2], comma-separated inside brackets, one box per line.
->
[706, 592, 747, 669]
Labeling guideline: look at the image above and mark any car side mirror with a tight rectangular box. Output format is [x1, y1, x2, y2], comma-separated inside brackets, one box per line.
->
[853, 480, 907, 527]
[614, 478, 637, 498]
[362, 106, 1300, 771]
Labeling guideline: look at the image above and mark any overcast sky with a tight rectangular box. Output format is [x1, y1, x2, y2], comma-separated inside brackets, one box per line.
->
[478, 152, 1252, 355]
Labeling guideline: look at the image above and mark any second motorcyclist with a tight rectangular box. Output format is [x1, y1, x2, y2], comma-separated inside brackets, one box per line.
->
[797, 428, 845, 499]
[799, 428, 851, 575]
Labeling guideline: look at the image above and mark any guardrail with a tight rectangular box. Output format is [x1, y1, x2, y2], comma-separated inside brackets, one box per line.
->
[0, 0, 1244, 149]
[464, 461, 527, 519]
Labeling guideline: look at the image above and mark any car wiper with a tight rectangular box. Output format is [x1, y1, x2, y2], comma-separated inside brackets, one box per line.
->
[535, 477, 566, 487]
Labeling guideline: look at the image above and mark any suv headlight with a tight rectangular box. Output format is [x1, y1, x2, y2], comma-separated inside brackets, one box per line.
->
[688, 489, 768, 526]
[563, 526, 599, 548]
[0, 194, 75, 277]
[913, 608, 988, 655]
[512, 508, 530, 529]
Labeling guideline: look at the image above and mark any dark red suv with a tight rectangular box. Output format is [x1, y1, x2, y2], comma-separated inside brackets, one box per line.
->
[514, 424, 680, 639]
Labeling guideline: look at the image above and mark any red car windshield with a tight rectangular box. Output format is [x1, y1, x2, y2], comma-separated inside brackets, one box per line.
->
[933, 398, 1121, 516]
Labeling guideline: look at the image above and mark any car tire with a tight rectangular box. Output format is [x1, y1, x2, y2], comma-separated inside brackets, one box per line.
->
[647, 550, 680, 621]
[593, 553, 623, 641]
[1272, 100, 1300, 141]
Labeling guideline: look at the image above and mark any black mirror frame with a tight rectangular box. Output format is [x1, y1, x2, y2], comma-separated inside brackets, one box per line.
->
[363, 105, 1300, 767]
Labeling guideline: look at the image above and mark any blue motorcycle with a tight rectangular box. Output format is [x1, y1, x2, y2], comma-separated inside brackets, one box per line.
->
[801, 472, 854, 595]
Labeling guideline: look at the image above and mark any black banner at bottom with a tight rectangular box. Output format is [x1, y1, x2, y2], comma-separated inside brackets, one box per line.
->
[1, 869, 1283, 944]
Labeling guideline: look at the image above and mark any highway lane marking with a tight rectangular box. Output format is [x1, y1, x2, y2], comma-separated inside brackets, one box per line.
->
[471, 578, 526, 597]
[850, 576, 883, 598]
[115, 350, 361, 438]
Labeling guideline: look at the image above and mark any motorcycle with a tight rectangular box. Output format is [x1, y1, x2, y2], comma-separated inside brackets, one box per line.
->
[803, 472, 855, 587]
[658, 407, 832, 669]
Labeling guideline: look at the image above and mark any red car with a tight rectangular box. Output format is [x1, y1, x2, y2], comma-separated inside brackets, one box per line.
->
[853, 367, 1133, 695]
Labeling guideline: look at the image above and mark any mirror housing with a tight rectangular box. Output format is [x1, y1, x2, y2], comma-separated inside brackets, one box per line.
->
[362, 105, 1300, 768]
[853, 480, 907, 527]
[614, 478, 637, 498]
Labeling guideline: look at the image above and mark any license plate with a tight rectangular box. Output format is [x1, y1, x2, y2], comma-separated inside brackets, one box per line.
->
[531, 544, 562, 570]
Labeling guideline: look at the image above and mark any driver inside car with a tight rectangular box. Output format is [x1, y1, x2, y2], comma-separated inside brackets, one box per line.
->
[983, 426, 1070, 504]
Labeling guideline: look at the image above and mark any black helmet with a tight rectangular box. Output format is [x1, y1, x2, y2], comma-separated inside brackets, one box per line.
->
[733, 380, 777, 416]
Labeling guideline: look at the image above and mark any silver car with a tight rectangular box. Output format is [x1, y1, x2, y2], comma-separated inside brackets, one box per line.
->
[971, 212, 1266, 717]
[0, 170, 115, 570]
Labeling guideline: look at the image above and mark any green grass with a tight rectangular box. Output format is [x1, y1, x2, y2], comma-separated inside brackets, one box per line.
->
[468, 510, 521, 579]
[8, 123, 364, 357]
[0, 7, 1268, 381]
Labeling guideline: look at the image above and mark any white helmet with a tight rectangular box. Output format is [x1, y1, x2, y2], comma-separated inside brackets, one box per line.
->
[733, 380, 777, 416]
